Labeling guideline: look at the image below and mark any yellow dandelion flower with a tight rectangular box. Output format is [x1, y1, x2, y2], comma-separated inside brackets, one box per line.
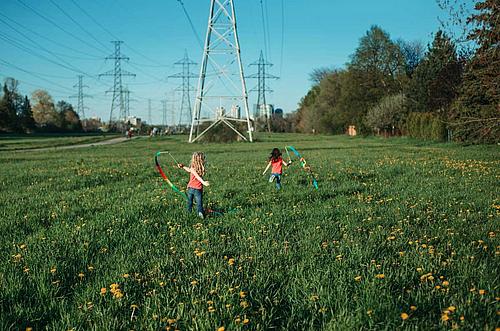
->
[442, 281, 449, 287]
[310, 295, 319, 301]
[460, 315, 464, 321]
[410, 306, 417, 311]
[240, 300, 249, 308]
[190, 280, 198, 286]
[217, 327, 225, 331]
[110, 283, 119, 290]
[50, 267, 57, 274]
[239, 291, 246, 298]
[319, 307, 327, 313]
[123, 273, 129, 278]
[100, 287, 107, 295]
[167, 318, 176, 324]
[208, 306, 215, 313]
[243, 318, 250, 325]
[401, 313, 409, 320]
[416, 267, 423, 273]
[448, 306, 456, 312]
[367, 310, 373, 316]
[130, 304, 138, 309]
[225, 304, 232, 309]
[441, 314, 450, 322]
[354, 276, 362, 282]
[78, 272, 85, 279]
[20, 244, 27, 249]
[114, 291, 123, 299]
[375, 274, 385, 279]
[26, 327, 32, 331]
[228, 258, 235, 265]
[235, 317, 241, 324]
[479, 289, 486, 295]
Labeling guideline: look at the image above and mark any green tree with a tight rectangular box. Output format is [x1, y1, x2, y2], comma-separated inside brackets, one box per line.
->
[407, 31, 462, 114]
[18, 95, 36, 132]
[56, 100, 81, 131]
[364, 93, 408, 135]
[450, 0, 499, 143]
[0, 79, 20, 132]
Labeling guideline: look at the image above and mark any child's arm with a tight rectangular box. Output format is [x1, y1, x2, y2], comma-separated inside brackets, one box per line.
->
[177, 164, 191, 173]
[262, 161, 271, 175]
[282, 159, 292, 167]
[190, 169, 210, 186]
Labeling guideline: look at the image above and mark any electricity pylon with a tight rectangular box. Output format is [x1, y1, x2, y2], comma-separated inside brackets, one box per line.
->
[161, 100, 168, 127]
[169, 50, 196, 129]
[248, 50, 278, 132]
[99, 41, 135, 124]
[69, 75, 91, 119]
[147, 99, 152, 124]
[189, 0, 253, 143]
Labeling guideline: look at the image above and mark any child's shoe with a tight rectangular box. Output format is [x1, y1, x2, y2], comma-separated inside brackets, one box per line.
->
[198, 212, 204, 219]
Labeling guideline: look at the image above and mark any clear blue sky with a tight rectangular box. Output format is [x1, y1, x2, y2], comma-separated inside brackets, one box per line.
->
[0, 0, 450, 124]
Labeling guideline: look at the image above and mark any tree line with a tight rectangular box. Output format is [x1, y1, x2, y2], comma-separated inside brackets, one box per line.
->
[292, 0, 498, 144]
[0, 79, 92, 134]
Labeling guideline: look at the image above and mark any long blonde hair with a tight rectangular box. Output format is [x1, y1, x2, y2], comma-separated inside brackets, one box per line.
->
[190, 152, 205, 176]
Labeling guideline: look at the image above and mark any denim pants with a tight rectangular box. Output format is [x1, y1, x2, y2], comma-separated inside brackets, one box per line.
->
[187, 188, 204, 214]
[269, 173, 282, 190]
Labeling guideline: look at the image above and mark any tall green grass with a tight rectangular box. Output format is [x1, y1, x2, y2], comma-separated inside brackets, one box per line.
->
[0, 135, 498, 330]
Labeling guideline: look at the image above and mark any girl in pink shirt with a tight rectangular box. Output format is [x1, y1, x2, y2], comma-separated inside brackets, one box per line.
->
[262, 148, 291, 190]
[178, 152, 210, 218]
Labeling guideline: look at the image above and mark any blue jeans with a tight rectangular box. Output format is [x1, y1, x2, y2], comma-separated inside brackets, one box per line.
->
[269, 173, 282, 190]
[187, 188, 204, 215]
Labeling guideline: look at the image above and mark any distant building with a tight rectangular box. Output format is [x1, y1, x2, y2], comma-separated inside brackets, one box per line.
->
[230, 105, 241, 118]
[273, 108, 283, 118]
[253, 104, 274, 119]
[347, 125, 357, 136]
[126, 116, 142, 127]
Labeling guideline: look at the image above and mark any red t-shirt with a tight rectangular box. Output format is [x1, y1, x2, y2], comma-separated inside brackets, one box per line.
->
[271, 157, 283, 174]
[187, 172, 203, 190]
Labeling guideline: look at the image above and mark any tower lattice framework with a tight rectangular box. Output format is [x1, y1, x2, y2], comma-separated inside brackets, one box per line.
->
[189, 0, 253, 143]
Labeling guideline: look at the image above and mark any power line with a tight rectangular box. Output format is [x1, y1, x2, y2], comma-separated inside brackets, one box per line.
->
[16, 0, 108, 55]
[175, 0, 204, 49]
[280, 0, 285, 77]
[48, 0, 111, 52]
[0, 58, 75, 93]
[0, 12, 102, 59]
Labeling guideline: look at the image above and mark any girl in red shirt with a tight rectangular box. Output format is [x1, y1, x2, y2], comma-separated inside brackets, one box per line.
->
[262, 148, 291, 190]
[178, 152, 210, 218]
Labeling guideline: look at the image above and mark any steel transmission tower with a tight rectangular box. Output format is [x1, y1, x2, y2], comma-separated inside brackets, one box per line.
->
[189, 0, 253, 143]
[69, 75, 91, 119]
[161, 100, 168, 127]
[248, 50, 278, 132]
[99, 41, 135, 124]
[169, 50, 196, 129]
[147, 99, 152, 124]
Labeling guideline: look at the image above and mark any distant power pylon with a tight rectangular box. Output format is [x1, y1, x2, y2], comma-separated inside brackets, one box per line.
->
[69, 75, 91, 119]
[189, 0, 253, 143]
[169, 50, 197, 129]
[147, 99, 152, 124]
[161, 100, 168, 127]
[248, 50, 278, 132]
[99, 41, 135, 124]
[167, 90, 178, 130]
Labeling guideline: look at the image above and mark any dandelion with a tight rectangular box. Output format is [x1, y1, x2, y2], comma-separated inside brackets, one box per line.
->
[416, 267, 423, 273]
[217, 327, 225, 331]
[442, 280, 449, 287]
[190, 280, 198, 286]
[123, 273, 129, 278]
[354, 276, 362, 282]
[20, 244, 27, 249]
[310, 295, 319, 301]
[448, 306, 456, 312]
[208, 306, 215, 313]
[235, 317, 241, 324]
[441, 314, 449, 322]
[243, 318, 250, 325]
[50, 267, 57, 274]
[100, 287, 107, 295]
[410, 306, 417, 311]
[240, 301, 249, 308]
[401, 313, 409, 320]
[375, 274, 385, 279]
[228, 258, 235, 265]
[239, 291, 246, 298]
[78, 272, 85, 279]
[26, 327, 32, 331]
[167, 318, 176, 324]
[479, 289, 486, 295]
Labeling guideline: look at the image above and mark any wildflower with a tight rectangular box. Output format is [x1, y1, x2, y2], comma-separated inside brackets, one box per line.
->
[167, 318, 176, 324]
[354, 276, 362, 282]
[26, 328, 32, 331]
[20, 244, 27, 249]
[240, 300, 249, 308]
[448, 306, 456, 312]
[401, 313, 409, 320]
[479, 289, 486, 295]
[78, 272, 85, 279]
[114, 291, 123, 299]
[217, 327, 225, 331]
[100, 287, 107, 295]
[442, 281, 449, 287]
[310, 295, 319, 301]
[239, 291, 246, 298]
[375, 274, 385, 279]
[319, 307, 327, 313]
[123, 273, 129, 278]
[410, 306, 417, 311]
[190, 280, 198, 286]
[50, 267, 57, 274]
[228, 258, 235, 265]
[367, 310, 373, 316]
[235, 317, 241, 324]
[208, 306, 215, 313]
[441, 314, 450, 322]
[243, 318, 250, 325]
[416, 267, 423, 273]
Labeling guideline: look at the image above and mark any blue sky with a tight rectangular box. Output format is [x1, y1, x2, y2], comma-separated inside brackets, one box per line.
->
[0, 0, 450, 124]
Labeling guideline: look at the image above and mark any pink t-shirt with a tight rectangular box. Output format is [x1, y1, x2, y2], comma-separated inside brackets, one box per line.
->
[187, 172, 203, 190]
[271, 157, 283, 174]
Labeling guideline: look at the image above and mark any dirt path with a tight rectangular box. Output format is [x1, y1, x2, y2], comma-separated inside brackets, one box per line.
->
[18, 136, 139, 152]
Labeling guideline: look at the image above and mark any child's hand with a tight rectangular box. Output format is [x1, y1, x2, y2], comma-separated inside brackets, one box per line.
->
[288, 161, 292, 166]
[204, 181, 210, 186]
[177, 163, 184, 169]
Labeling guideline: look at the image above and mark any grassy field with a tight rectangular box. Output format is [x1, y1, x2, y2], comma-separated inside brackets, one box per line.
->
[0, 134, 120, 151]
[0, 134, 498, 330]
